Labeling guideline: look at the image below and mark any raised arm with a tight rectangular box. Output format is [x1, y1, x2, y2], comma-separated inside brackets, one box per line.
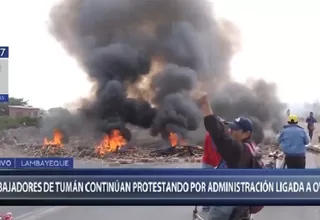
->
[198, 92, 243, 168]
[203, 115, 243, 167]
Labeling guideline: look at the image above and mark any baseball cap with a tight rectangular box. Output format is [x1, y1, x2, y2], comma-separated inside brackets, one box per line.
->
[229, 117, 253, 132]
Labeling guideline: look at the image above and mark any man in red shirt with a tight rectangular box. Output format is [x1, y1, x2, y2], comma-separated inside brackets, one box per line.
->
[202, 133, 221, 168]
[201, 133, 221, 212]
[202, 117, 228, 212]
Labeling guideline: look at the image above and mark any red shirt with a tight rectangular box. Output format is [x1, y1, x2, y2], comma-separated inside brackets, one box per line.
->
[202, 133, 222, 167]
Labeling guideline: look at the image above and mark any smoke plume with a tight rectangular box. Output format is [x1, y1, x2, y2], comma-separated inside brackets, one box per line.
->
[212, 80, 286, 144]
[48, 0, 285, 144]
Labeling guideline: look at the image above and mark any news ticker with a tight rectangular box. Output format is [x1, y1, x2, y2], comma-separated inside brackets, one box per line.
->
[0, 94, 8, 102]
[0, 46, 8, 100]
[1, 169, 320, 205]
[0, 158, 73, 169]
[0, 47, 9, 58]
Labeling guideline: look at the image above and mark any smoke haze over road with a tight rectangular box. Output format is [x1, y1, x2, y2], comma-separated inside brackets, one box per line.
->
[48, 0, 285, 143]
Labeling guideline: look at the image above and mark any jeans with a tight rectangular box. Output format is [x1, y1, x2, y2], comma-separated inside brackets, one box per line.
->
[202, 163, 215, 211]
[202, 163, 237, 219]
[202, 163, 215, 169]
[208, 206, 236, 220]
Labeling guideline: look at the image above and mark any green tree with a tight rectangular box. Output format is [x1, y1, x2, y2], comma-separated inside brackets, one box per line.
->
[9, 97, 29, 106]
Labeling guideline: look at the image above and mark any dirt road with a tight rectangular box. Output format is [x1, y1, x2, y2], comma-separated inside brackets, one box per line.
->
[1, 152, 320, 220]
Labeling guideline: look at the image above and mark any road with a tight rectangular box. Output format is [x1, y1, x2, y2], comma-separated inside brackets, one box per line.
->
[1, 153, 320, 220]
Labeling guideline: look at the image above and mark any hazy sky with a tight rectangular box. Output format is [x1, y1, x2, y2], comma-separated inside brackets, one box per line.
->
[1, 0, 319, 109]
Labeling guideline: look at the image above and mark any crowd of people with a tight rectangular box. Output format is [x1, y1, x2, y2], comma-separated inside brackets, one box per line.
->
[196, 93, 316, 220]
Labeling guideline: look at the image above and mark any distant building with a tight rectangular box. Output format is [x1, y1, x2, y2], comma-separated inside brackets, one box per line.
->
[9, 105, 40, 118]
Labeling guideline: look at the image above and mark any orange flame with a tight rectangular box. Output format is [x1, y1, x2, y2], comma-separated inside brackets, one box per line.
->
[43, 129, 64, 152]
[95, 129, 127, 156]
[168, 132, 187, 147]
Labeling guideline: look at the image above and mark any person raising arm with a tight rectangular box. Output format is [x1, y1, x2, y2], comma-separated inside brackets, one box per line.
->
[198, 92, 252, 168]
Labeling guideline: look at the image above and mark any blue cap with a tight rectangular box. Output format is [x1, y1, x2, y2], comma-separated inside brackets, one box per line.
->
[229, 117, 253, 132]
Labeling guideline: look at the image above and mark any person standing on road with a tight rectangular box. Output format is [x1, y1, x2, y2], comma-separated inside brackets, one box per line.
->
[197, 92, 264, 220]
[306, 112, 317, 141]
[201, 133, 220, 212]
[277, 115, 309, 169]
[201, 117, 229, 212]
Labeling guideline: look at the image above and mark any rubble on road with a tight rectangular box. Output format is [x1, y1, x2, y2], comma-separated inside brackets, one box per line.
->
[12, 142, 203, 164]
[0, 126, 285, 165]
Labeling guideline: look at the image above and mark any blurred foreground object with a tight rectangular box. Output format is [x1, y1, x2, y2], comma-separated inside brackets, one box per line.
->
[0, 212, 13, 220]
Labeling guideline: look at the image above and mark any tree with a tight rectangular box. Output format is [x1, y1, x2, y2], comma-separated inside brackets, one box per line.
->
[48, 107, 71, 116]
[9, 97, 29, 106]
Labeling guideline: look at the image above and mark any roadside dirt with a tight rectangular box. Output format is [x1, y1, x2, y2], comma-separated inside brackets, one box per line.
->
[0, 119, 319, 165]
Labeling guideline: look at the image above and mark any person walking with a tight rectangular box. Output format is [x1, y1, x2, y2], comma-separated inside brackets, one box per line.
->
[277, 114, 309, 169]
[306, 112, 317, 141]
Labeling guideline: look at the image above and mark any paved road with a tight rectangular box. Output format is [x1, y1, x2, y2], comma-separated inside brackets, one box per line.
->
[1, 153, 320, 220]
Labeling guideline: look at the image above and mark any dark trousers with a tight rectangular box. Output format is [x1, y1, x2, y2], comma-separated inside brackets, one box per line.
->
[285, 156, 306, 169]
[308, 129, 314, 140]
[229, 207, 250, 220]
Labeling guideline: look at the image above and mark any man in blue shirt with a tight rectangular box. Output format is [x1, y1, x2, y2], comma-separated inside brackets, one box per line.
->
[277, 115, 309, 169]
[306, 112, 317, 141]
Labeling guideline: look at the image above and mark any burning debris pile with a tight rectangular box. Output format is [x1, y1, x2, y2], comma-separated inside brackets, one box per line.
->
[40, 0, 287, 158]
[42, 129, 64, 154]
[149, 132, 203, 157]
[5, 125, 202, 164]
[94, 129, 127, 156]
[39, 128, 203, 159]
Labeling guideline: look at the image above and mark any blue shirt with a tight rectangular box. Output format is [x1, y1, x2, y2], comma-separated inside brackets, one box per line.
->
[277, 124, 309, 156]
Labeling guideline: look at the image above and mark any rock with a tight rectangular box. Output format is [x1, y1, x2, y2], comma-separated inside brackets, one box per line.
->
[140, 158, 150, 163]
[118, 159, 134, 164]
[171, 157, 180, 163]
[146, 158, 156, 163]
[108, 158, 118, 163]
[155, 157, 165, 162]
[108, 162, 121, 167]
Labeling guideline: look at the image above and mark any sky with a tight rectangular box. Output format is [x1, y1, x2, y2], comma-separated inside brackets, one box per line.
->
[1, 0, 320, 109]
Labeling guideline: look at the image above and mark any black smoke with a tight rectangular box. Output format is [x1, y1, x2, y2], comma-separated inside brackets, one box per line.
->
[48, 0, 233, 140]
[212, 80, 286, 144]
[48, 0, 285, 144]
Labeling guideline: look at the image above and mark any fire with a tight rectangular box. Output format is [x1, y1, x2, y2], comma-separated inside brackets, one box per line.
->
[95, 129, 127, 156]
[168, 132, 186, 147]
[169, 133, 178, 147]
[43, 129, 64, 152]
